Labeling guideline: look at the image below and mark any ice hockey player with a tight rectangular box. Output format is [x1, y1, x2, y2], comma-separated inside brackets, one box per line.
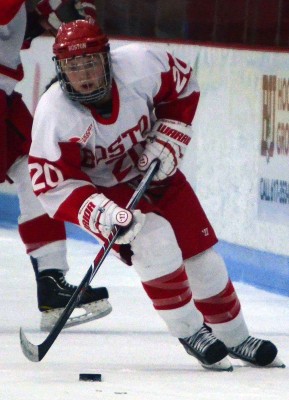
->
[29, 19, 285, 370]
[0, 1, 112, 331]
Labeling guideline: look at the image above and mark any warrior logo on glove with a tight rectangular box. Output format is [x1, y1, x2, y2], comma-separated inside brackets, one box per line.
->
[115, 210, 131, 224]
[138, 153, 150, 170]
[138, 119, 193, 181]
[78, 193, 145, 244]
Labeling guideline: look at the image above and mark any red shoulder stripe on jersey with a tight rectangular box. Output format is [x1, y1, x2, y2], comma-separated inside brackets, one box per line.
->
[0, 0, 25, 24]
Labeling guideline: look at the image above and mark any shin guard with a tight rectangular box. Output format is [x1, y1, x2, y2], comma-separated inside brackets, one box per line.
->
[142, 265, 192, 310]
[194, 280, 250, 346]
[194, 280, 240, 324]
[18, 214, 66, 254]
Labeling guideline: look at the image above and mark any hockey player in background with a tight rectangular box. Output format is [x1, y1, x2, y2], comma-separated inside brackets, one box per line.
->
[29, 19, 285, 370]
[0, 0, 112, 331]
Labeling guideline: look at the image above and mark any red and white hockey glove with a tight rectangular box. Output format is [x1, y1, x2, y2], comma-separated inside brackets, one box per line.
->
[78, 193, 145, 244]
[138, 119, 192, 181]
[35, 0, 97, 34]
[35, 0, 68, 32]
[75, 0, 98, 24]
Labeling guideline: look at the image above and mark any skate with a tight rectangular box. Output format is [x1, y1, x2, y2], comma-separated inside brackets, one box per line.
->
[36, 269, 112, 331]
[228, 336, 285, 368]
[179, 324, 233, 371]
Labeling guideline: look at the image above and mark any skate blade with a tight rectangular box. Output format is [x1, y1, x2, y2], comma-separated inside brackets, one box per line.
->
[267, 356, 286, 368]
[250, 355, 285, 369]
[40, 299, 112, 332]
[201, 356, 233, 372]
[236, 355, 286, 369]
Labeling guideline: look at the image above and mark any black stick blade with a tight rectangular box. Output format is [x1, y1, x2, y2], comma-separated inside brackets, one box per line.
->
[19, 328, 41, 362]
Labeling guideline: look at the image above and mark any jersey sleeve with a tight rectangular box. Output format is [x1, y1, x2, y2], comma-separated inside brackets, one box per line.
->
[151, 49, 200, 125]
[0, 0, 25, 24]
[112, 44, 200, 126]
[28, 89, 98, 225]
[127, 45, 199, 126]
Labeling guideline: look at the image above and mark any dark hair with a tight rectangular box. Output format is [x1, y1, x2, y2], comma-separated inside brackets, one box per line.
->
[44, 76, 59, 92]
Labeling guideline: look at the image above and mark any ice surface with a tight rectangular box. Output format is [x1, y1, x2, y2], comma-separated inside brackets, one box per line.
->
[1, 228, 288, 400]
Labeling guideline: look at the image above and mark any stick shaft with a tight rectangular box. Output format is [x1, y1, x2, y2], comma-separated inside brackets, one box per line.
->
[20, 160, 159, 362]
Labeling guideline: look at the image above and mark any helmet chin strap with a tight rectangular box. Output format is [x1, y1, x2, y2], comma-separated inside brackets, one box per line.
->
[92, 91, 112, 107]
[91, 98, 113, 118]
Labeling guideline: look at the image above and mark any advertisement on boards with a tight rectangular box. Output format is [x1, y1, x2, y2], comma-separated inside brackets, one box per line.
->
[259, 74, 289, 225]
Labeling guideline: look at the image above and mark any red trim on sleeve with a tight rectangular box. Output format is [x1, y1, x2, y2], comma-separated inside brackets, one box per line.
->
[54, 184, 98, 225]
[29, 141, 93, 197]
[0, 64, 24, 82]
[155, 91, 200, 124]
[153, 53, 200, 125]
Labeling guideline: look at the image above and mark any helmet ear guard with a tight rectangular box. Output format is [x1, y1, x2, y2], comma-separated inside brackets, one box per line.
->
[52, 20, 112, 104]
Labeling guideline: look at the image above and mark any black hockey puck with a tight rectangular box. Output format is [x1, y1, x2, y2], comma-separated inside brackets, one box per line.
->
[79, 373, 102, 382]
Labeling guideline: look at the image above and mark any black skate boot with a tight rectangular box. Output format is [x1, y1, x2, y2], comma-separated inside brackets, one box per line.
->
[179, 324, 233, 371]
[31, 258, 112, 331]
[228, 336, 285, 368]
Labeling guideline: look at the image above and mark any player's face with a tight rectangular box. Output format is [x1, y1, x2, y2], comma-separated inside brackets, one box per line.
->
[60, 53, 107, 95]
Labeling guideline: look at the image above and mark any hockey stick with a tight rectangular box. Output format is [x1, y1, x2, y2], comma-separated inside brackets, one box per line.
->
[20, 160, 159, 362]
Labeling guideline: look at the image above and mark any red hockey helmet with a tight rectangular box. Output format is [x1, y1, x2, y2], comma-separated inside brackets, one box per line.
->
[53, 20, 109, 59]
[53, 20, 112, 104]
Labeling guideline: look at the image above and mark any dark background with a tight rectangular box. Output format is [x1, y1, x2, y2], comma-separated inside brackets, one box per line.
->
[94, 0, 289, 49]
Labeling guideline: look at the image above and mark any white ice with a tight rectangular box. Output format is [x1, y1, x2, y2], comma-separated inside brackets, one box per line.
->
[1, 227, 289, 400]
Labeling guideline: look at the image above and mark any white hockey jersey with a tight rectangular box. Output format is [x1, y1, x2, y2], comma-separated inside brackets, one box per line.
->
[0, 1, 26, 95]
[29, 44, 200, 224]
